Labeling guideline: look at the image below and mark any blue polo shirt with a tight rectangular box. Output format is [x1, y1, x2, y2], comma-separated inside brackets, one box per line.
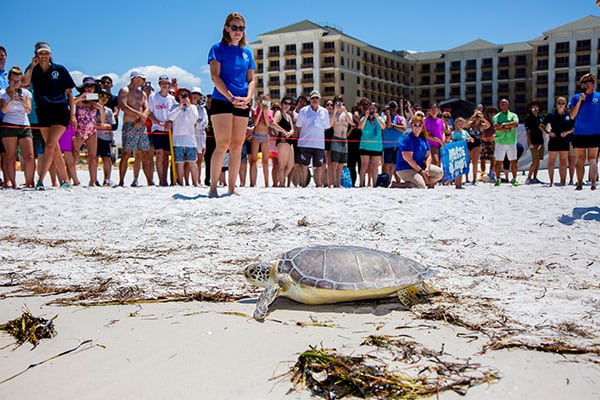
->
[30, 63, 76, 106]
[396, 132, 430, 171]
[568, 92, 600, 136]
[208, 42, 255, 102]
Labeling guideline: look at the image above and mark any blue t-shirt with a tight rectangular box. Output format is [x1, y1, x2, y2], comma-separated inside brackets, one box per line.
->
[208, 42, 256, 102]
[383, 113, 404, 149]
[30, 63, 76, 106]
[568, 92, 600, 136]
[396, 132, 430, 171]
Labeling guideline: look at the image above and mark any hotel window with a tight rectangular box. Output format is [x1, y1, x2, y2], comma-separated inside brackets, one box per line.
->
[555, 42, 569, 53]
[515, 55, 527, 65]
[257, 63, 263, 73]
[421, 64, 430, 73]
[466, 72, 476, 82]
[341, 42, 345, 51]
[515, 82, 526, 91]
[536, 75, 548, 84]
[324, 42, 335, 49]
[435, 88, 445, 97]
[515, 68, 526, 78]
[555, 86, 569, 95]
[450, 73, 460, 83]
[450, 61, 460, 71]
[537, 59, 548, 69]
[435, 62, 445, 72]
[536, 87, 548, 97]
[482, 84, 492, 93]
[498, 57, 509, 67]
[421, 75, 430, 85]
[466, 85, 476, 95]
[257, 49, 263, 58]
[555, 56, 569, 68]
[576, 39, 591, 52]
[482, 58, 493, 68]
[537, 45, 549, 56]
[435, 75, 445, 84]
[268, 46, 279, 55]
[482, 70, 493, 80]
[466, 59, 476, 69]
[576, 54, 591, 66]
[286, 59, 296, 67]
[555, 72, 569, 83]
[499, 83, 509, 92]
[324, 56, 335, 64]
[498, 69, 509, 80]
[302, 42, 313, 53]
[421, 89, 430, 97]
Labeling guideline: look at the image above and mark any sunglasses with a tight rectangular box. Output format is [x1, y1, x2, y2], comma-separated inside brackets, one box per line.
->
[283, 101, 292, 105]
[326, 103, 333, 107]
[443, 116, 451, 119]
[581, 80, 593, 84]
[101, 80, 112, 85]
[229, 24, 245, 32]
[412, 123, 423, 127]
[557, 102, 566, 105]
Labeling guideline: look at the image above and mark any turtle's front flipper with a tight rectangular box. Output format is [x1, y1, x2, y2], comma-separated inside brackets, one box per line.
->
[397, 282, 440, 308]
[254, 284, 280, 321]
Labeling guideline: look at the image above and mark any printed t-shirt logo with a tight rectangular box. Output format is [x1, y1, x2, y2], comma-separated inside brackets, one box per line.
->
[51, 71, 60, 79]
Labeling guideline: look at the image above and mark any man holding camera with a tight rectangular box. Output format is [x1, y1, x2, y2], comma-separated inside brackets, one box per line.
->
[295, 90, 330, 187]
[117, 70, 151, 186]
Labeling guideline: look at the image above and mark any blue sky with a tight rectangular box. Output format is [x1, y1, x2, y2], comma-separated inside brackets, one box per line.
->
[3, 0, 598, 95]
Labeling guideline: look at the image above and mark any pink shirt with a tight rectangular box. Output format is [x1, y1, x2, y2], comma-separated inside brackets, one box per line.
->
[425, 116, 443, 148]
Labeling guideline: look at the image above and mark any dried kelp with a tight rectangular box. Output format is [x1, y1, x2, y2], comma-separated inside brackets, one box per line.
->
[289, 343, 501, 399]
[483, 340, 600, 356]
[0, 307, 57, 348]
[48, 290, 246, 306]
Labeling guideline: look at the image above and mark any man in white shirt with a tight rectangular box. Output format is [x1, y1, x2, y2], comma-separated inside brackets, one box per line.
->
[295, 90, 330, 187]
[148, 75, 176, 186]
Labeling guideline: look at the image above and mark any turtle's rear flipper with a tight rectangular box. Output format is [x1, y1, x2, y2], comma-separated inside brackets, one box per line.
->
[397, 282, 440, 308]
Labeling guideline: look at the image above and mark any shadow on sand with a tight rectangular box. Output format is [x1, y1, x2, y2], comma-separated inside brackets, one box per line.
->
[558, 206, 600, 226]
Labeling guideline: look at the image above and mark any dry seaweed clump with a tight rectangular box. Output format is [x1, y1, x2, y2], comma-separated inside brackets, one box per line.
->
[289, 342, 500, 399]
[0, 307, 57, 348]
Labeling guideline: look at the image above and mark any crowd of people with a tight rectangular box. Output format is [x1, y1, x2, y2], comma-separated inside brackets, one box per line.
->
[1, 13, 599, 192]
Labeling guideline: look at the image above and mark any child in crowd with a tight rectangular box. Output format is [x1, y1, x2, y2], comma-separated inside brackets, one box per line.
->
[168, 88, 199, 186]
[451, 117, 473, 189]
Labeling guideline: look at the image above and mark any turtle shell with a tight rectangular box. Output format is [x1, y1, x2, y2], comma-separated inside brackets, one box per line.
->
[277, 245, 433, 291]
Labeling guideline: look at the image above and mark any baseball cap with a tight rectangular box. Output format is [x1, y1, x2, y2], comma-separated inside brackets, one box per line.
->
[309, 90, 321, 99]
[158, 75, 169, 83]
[129, 70, 146, 80]
[191, 87, 203, 95]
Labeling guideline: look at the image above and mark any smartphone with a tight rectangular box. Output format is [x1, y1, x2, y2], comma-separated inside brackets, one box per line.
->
[16, 88, 22, 95]
[86, 93, 99, 101]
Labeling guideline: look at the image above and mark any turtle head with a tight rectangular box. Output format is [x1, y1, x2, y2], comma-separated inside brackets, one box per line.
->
[243, 262, 274, 288]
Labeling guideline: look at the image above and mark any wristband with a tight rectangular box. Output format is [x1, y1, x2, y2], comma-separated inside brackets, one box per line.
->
[230, 96, 235, 103]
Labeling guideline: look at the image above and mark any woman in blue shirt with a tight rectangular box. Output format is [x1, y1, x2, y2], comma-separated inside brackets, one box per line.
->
[394, 115, 444, 188]
[207, 12, 256, 197]
[568, 73, 600, 190]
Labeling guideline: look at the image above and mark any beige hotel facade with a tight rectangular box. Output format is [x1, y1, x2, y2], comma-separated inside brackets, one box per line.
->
[250, 16, 600, 115]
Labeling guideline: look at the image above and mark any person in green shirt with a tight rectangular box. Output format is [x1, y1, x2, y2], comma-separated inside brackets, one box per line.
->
[492, 99, 520, 186]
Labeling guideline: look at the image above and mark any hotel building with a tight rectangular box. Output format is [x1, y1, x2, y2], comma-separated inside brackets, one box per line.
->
[250, 16, 600, 115]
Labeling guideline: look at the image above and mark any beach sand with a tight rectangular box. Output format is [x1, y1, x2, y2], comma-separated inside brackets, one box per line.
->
[0, 167, 599, 399]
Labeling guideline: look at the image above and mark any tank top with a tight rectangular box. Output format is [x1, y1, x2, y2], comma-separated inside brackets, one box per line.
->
[276, 113, 294, 145]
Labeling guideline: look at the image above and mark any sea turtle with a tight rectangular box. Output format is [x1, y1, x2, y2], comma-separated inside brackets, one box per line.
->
[244, 245, 437, 320]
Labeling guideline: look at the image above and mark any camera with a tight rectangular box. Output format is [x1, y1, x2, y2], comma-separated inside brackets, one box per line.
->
[335, 101, 341, 106]
[16, 88, 22, 95]
[181, 93, 188, 99]
[85, 93, 99, 101]
[369, 110, 375, 116]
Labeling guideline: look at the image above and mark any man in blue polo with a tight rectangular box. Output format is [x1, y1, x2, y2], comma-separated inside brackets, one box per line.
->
[295, 90, 330, 187]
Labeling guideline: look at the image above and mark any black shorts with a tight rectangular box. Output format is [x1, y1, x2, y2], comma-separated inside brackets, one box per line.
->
[35, 104, 71, 128]
[298, 147, 325, 167]
[151, 132, 171, 151]
[547, 138, 570, 152]
[383, 147, 398, 164]
[359, 149, 382, 157]
[324, 127, 334, 151]
[97, 138, 112, 158]
[210, 99, 250, 118]
[571, 134, 600, 149]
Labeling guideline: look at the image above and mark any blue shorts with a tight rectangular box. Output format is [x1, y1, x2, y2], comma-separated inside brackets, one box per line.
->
[97, 138, 112, 158]
[174, 146, 197, 163]
[122, 122, 151, 152]
[383, 147, 398, 164]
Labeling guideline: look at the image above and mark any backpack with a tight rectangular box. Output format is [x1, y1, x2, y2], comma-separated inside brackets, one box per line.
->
[340, 166, 352, 188]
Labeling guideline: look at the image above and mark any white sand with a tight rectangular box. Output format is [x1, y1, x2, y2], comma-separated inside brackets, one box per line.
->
[0, 167, 599, 399]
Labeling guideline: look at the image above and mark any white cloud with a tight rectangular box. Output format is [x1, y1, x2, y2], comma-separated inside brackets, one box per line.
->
[71, 65, 209, 94]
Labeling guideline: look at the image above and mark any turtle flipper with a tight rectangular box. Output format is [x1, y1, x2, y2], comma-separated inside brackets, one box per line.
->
[397, 282, 439, 308]
[254, 284, 280, 321]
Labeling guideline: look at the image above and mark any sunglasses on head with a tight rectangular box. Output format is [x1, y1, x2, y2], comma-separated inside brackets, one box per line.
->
[229, 24, 245, 32]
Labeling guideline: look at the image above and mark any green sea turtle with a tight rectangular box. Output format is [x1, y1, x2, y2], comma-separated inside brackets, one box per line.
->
[244, 245, 437, 320]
